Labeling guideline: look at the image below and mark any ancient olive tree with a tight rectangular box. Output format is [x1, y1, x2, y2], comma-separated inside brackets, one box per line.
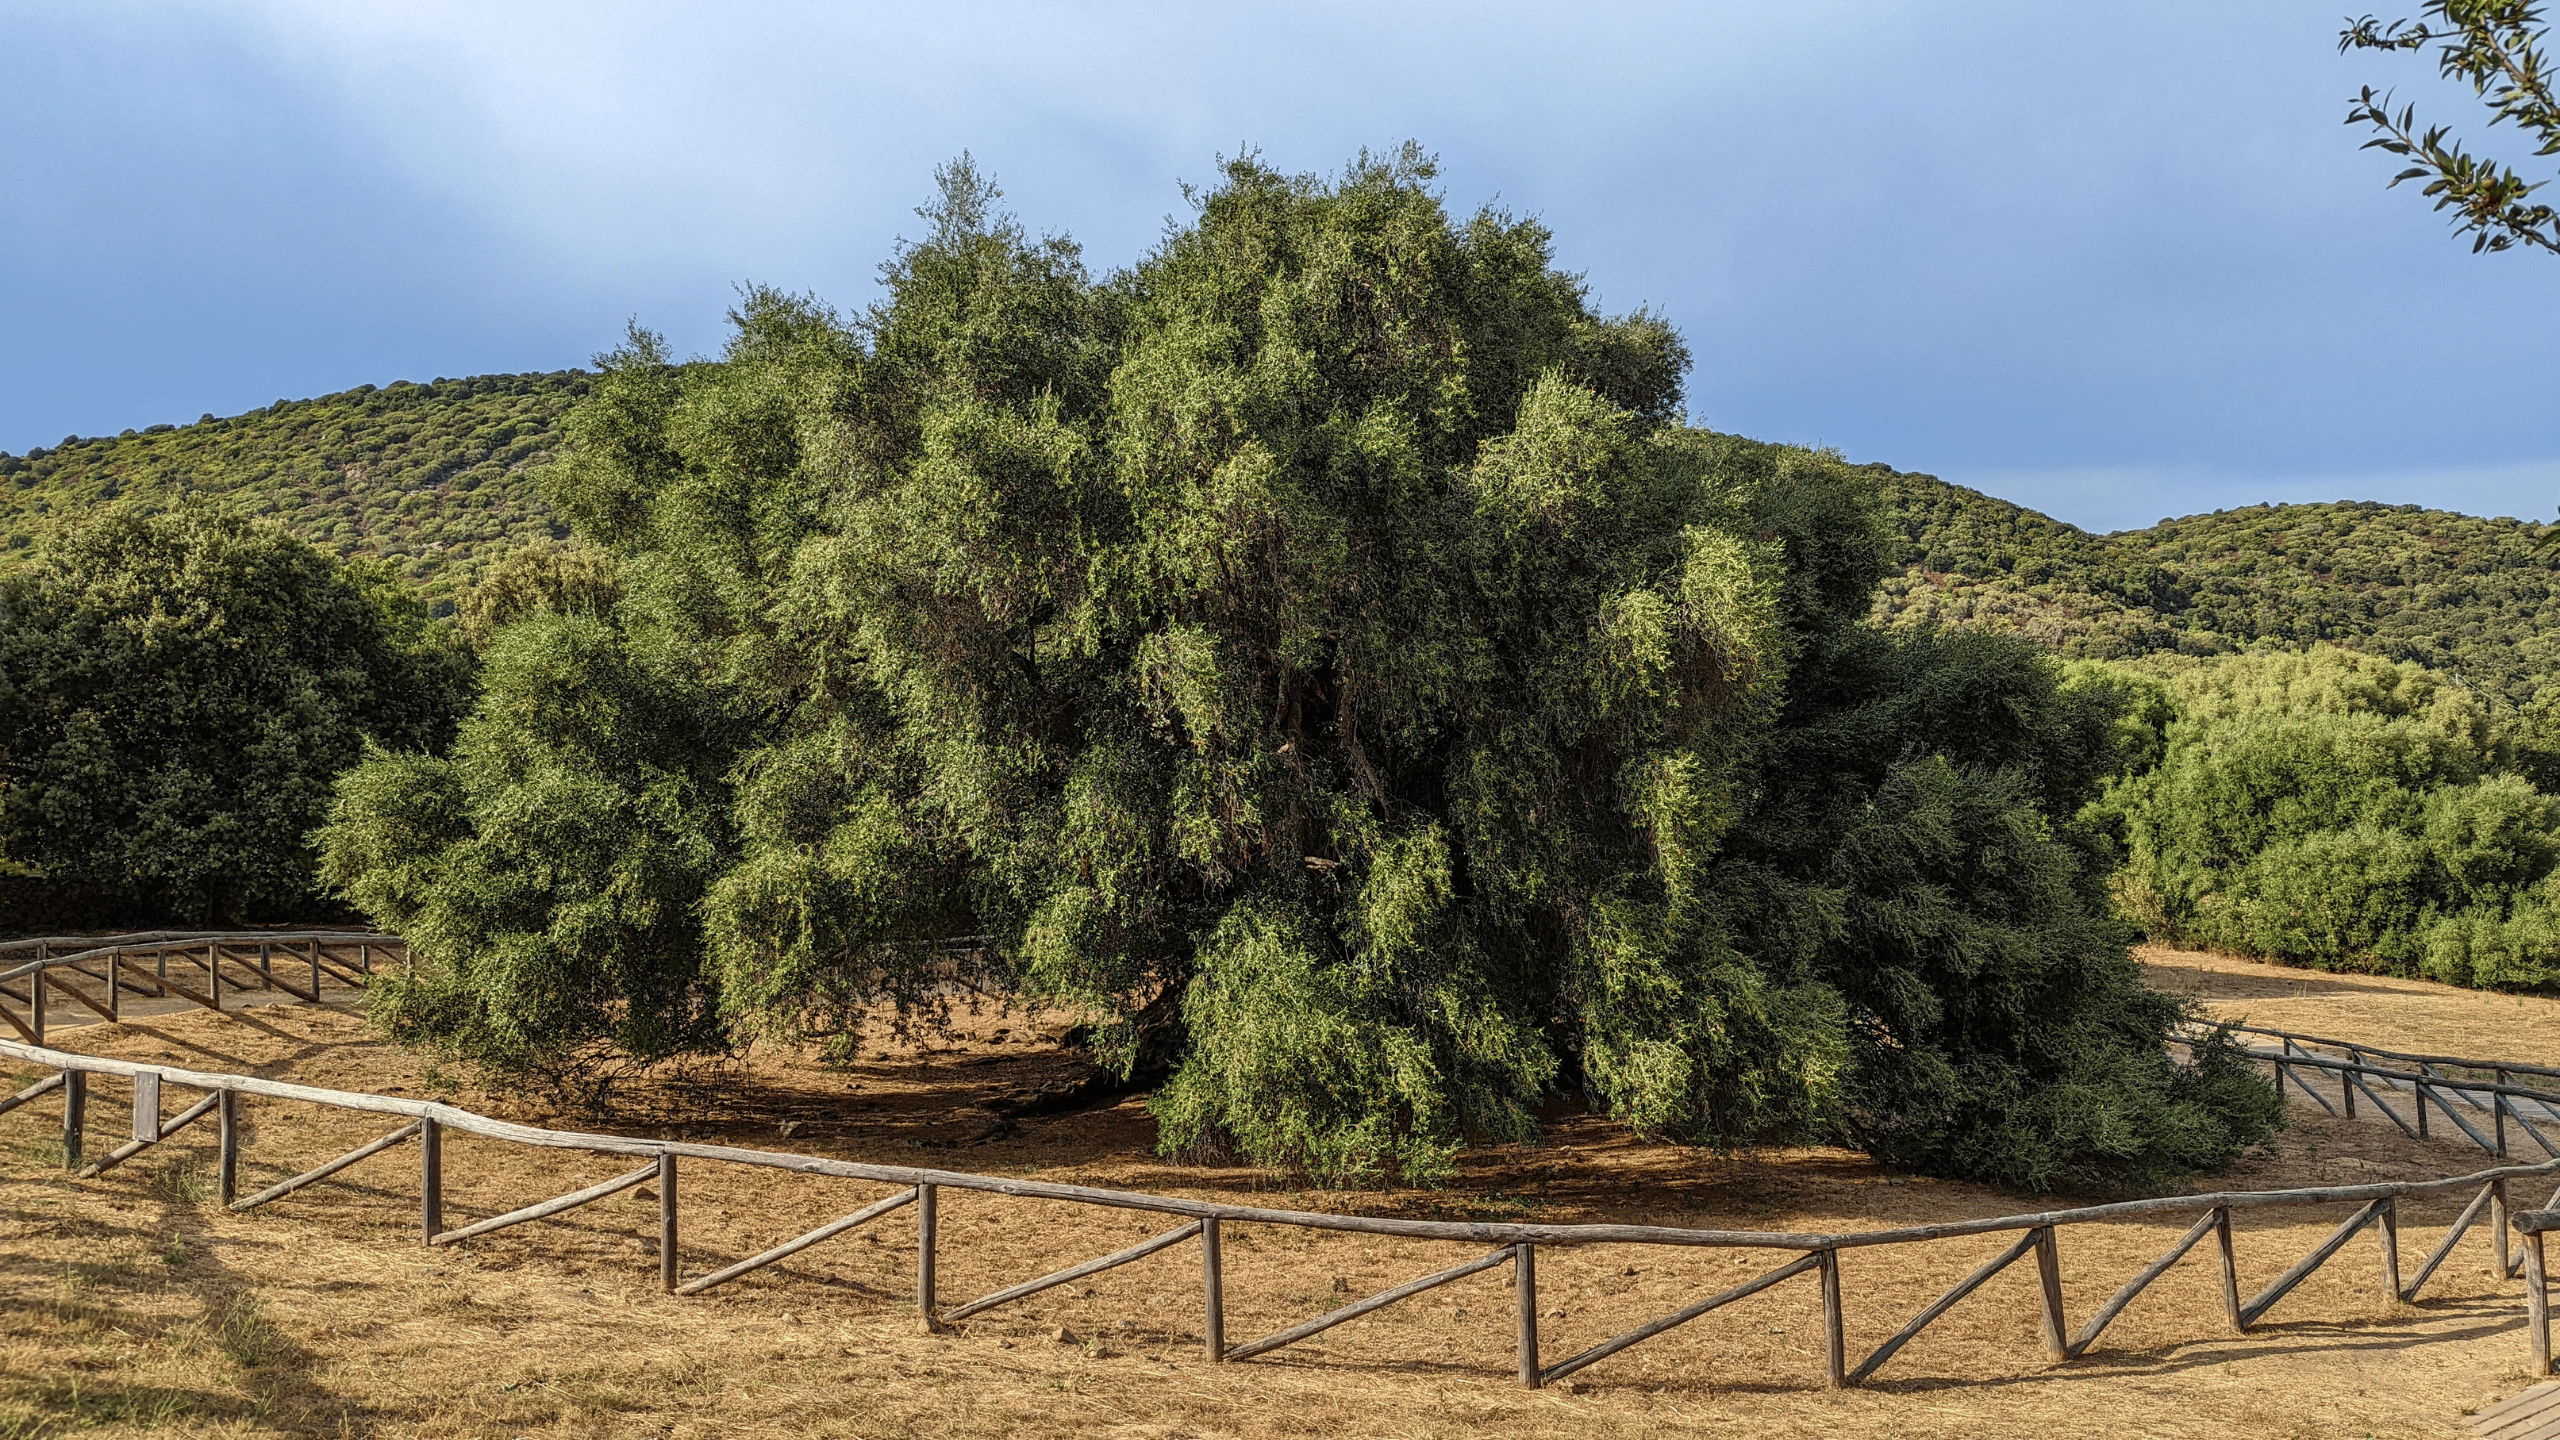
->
[323, 150, 2279, 1187]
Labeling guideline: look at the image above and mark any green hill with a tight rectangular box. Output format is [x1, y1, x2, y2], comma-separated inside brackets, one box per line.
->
[8, 382, 2557, 694]
[0, 371, 588, 608]
[1872, 469, 2560, 702]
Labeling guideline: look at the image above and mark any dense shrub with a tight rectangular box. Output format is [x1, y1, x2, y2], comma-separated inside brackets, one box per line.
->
[0, 506, 471, 919]
[2100, 645, 2560, 987]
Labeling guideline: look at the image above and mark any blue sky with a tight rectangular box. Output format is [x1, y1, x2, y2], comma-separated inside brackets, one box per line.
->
[6, 0, 2557, 534]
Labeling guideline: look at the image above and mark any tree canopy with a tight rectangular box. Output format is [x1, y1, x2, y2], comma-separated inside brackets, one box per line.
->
[322, 151, 2279, 1190]
[0, 506, 473, 919]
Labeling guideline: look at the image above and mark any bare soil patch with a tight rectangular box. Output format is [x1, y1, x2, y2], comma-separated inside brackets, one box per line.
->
[2, 985, 2552, 1439]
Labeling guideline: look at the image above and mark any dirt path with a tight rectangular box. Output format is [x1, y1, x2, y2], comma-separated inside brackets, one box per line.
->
[3, 973, 2555, 1438]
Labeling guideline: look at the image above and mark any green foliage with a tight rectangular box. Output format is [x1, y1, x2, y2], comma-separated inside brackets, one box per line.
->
[1874, 470, 2560, 700]
[0, 372, 588, 607]
[322, 150, 2280, 1190]
[315, 612, 733, 1099]
[456, 537, 622, 645]
[2099, 645, 2560, 987]
[2342, 2, 2560, 256]
[0, 506, 471, 919]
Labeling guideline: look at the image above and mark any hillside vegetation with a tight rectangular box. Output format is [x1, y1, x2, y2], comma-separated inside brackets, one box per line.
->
[0, 371, 587, 605]
[1874, 470, 2560, 701]
[8, 380, 2553, 695]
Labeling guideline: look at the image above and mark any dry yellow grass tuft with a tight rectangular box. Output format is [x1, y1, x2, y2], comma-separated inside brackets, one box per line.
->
[0, 947, 2553, 1438]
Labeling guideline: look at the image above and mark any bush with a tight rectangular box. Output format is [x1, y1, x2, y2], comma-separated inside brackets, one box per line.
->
[2098, 645, 2560, 985]
[0, 506, 470, 919]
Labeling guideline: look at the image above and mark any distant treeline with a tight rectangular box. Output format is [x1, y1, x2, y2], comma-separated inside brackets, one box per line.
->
[1875, 471, 2560, 703]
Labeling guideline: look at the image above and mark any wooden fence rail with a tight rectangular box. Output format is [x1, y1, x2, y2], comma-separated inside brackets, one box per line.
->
[5, 935, 2560, 1392]
[0, 931, 395, 1047]
[2183, 1021, 2560, 1160]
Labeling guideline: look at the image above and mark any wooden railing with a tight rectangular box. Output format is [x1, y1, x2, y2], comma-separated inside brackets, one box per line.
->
[0, 930, 396, 1045]
[3, 936, 2559, 1391]
[2186, 1020, 2560, 1158]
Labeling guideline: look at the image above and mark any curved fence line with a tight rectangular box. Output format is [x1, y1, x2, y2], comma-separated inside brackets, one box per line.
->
[0, 931, 395, 1044]
[2181, 1019, 2560, 1157]
[3, 934, 2558, 1391]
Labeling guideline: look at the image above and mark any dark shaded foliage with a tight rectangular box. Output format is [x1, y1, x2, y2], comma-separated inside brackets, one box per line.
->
[0, 507, 472, 920]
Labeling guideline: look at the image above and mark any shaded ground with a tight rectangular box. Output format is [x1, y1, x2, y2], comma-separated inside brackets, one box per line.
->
[2, 955, 2555, 1439]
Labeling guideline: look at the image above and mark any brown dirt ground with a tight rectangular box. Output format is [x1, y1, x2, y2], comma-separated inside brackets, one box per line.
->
[3, 949, 2557, 1439]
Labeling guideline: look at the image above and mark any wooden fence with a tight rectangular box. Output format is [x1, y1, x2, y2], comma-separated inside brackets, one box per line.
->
[2186, 1020, 2560, 1159]
[4, 933, 2560, 1391]
[0, 930, 394, 1046]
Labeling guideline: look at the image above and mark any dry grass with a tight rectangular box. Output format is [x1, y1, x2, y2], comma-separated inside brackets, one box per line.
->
[2142, 943, 2560, 1067]
[4, 956, 2556, 1438]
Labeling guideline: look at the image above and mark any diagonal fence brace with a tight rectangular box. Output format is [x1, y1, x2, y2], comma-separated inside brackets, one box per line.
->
[2238, 1197, 2389, 1327]
[231, 1119, 424, 1212]
[2403, 1181, 2499, 1301]
[1850, 1227, 2045, 1385]
[430, 1160, 662, 1247]
[942, 1219, 1204, 1322]
[0, 1071, 65, 1120]
[1226, 1246, 1514, 1363]
[676, 1187, 919, 1296]
[79, 1089, 221, 1178]
[1542, 1250, 1823, 1385]
[2068, 1208, 2222, 1357]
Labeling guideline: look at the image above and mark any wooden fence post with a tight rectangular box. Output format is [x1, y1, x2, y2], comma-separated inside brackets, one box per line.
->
[917, 1182, 939, 1332]
[2529, 1229, 2552, 1377]
[2034, 1226, 2068, 1361]
[60, 1069, 83, 1169]
[308, 942, 321, 1000]
[30, 970, 43, 1045]
[1201, 1217, 1225, 1362]
[155, 947, 166, 982]
[1514, 1243, 1540, 1388]
[2215, 1207, 2243, 1332]
[1820, 1249, 1846, 1388]
[2499, 1071, 2512, 1157]
[658, 1152, 678, 1293]
[217, 1090, 238, 1204]
[207, 942, 219, 1008]
[258, 942, 271, 988]
[420, 1117, 442, 1242]
[131, 1070, 159, 1143]
[2498, 1180, 2515, 1279]
[2377, 1198, 2401, 1302]
[107, 953, 119, 1023]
